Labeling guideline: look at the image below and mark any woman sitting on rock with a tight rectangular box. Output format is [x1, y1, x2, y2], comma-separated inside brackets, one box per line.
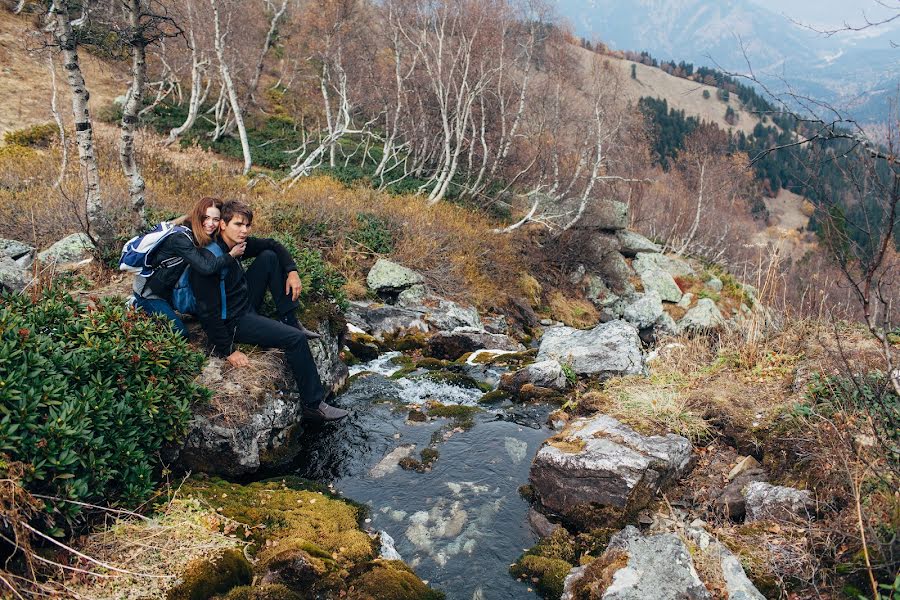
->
[131, 196, 245, 338]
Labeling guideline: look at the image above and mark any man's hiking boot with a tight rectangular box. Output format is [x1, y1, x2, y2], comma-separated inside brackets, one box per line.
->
[279, 313, 321, 339]
[302, 401, 348, 422]
[299, 326, 321, 340]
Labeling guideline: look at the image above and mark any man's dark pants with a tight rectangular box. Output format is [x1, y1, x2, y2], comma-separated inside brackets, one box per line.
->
[232, 250, 325, 409]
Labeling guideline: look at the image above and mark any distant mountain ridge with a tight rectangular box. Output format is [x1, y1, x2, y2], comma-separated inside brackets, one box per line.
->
[555, 0, 900, 123]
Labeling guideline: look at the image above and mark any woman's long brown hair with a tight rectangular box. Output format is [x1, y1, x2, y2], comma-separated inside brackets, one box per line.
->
[187, 197, 223, 247]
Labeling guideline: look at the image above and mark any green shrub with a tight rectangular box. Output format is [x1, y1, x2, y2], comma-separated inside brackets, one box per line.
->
[266, 232, 348, 310]
[3, 123, 58, 148]
[0, 287, 207, 524]
[351, 213, 394, 254]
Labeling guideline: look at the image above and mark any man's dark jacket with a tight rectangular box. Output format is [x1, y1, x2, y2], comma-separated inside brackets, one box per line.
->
[191, 236, 297, 357]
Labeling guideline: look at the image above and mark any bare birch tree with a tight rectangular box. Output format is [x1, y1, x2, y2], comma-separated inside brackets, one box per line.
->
[49, 0, 110, 245]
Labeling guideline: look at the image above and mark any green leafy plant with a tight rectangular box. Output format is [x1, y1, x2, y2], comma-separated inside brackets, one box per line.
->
[351, 212, 395, 254]
[266, 232, 348, 310]
[0, 287, 207, 524]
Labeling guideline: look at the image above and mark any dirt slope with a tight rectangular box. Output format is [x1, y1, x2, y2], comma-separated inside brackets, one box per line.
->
[0, 10, 126, 140]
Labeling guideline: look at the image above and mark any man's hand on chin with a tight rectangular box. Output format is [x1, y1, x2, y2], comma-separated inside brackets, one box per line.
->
[227, 350, 249, 368]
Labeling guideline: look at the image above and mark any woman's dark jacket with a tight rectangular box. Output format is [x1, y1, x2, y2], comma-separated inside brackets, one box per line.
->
[139, 231, 235, 300]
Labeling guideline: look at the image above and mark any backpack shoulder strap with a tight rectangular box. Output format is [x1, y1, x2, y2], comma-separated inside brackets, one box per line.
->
[205, 240, 229, 320]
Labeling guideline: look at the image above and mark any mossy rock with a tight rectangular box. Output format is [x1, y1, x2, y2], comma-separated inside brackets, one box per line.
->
[398, 447, 440, 473]
[527, 528, 577, 564]
[166, 548, 252, 600]
[299, 301, 346, 337]
[345, 332, 381, 362]
[181, 477, 374, 563]
[509, 555, 572, 600]
[221, 584, 302, 600]
[346, 560, 445, 600]
[382, 331, 429, 352]
[426, 403, 481, 430]
[415, 357, 450, 370]
[255, 538, 333, 589]
[478, 389, 511, 404]
[415, 370, 488, 391]
[466, 348, 538, 367]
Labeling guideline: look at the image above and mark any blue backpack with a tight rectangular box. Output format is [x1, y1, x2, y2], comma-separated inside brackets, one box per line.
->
[119, 222, 192, 277]
[172, 242, 229, 318]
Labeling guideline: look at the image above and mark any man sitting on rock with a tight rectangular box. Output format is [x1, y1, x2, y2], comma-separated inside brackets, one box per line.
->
[191, 199, 348, 422]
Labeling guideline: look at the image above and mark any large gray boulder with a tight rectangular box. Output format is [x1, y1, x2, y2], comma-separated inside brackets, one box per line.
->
[563, 526, 711, 600]
[622, 291, 663, 329]
[177, 323, 347, 477]
[422, 298, 482, 331]
[639, 268, 683, 303]
[633, 252, 695, 278]
[366, 258, 424, 295]
[537, 320, 643, 377]
[616, 231, 661, 257]
[679, 298, 725, 332]
[529, 415, 693, 522]
[37, 232, 95, 265]
[597, 251, 636, 296]
[743, 482, 815, 523]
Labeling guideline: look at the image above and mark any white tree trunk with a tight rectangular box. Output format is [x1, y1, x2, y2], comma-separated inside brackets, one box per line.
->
[51, 0, 107, 242]
[210, 0, 252, 175]
[166, 0, 205, 144]
[247, 0, 287, 105]
[120, 0, 147, 233]
[46, 51, 67, 190]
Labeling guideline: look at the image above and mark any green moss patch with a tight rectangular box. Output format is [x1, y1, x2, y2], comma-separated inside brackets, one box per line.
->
[347, 560, 445, 600]
[166, 548, 252, 600]
[509, 555, 572, 599]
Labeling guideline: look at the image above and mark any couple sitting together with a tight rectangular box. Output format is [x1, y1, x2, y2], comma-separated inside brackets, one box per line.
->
[129, 196, 348, 422]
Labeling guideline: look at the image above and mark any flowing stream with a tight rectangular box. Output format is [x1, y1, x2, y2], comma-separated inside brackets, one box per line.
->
[290, 353, 554, 599]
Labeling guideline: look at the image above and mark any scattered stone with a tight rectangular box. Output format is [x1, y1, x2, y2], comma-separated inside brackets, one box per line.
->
[569, 264, 587, 284]
[37, 232, 94, 265]
[426, 328, 525, 361]
[633, 252, 695, 278]
[537, 320, 643, 378]
[529, 415, 693, 523]
[597, 251, 636, 296]
[678, 298, 725, 332]
[684, 523, 766, 600]
[728, 456, 761, 481]
[654, 312, 678, 337]
[623, 291, 663, 329]
[743, 482, 815, 523]
[482, 314, 509, 334]
[585, 275, 619, 307]
[677, 292, 694, 309]
[540, 318, 554, 326]
[706, 276, 723, 293]
[366, 258, 424, 296]
[500, 359, 568, 393]
[345, 330, 380, 361]
[616, 231, 661, 256]
[422, 298, 483, 331]
[639, 268, 683, 303]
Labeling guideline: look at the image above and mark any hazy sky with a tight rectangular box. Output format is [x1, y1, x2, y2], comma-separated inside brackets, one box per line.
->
[749, 0, 899, 29]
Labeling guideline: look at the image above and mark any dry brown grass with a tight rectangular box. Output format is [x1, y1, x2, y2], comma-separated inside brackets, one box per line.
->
[61, 497, 242, 600]
[547, 291, 599, 329]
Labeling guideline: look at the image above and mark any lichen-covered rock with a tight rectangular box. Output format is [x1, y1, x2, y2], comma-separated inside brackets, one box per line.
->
[427, 328, 525, 360]
[0, 237, 34, 261]
[537, 320, 643, 378]
[622, 291, 663, 329]
[597, 251, 635, 296]
[616, 231, 661, 256]
[395, 283, 428, 307]
[638, 268, 682, 303]
[632, 253, 695, 278]
[37, 232, 94, 264]
[501, 359, 569, 392]
[684, 522, 766, 600]
[576, 199, 629, 231]
[166, 548, 253, 600]
[422, 298, 483, 331]
[0, 256, 33, 292]
[529, 415, 693, 524]
[705, 276, 724, 293]
[743, 482, 815, 523]
[366, 259, 424, 295]
[222, 585, 303, 600]
[678, 298, 725, 332]
[565, 527, 711, 600]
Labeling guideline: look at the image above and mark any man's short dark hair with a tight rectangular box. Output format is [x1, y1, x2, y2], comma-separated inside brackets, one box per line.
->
[221, 200, 253, 225]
